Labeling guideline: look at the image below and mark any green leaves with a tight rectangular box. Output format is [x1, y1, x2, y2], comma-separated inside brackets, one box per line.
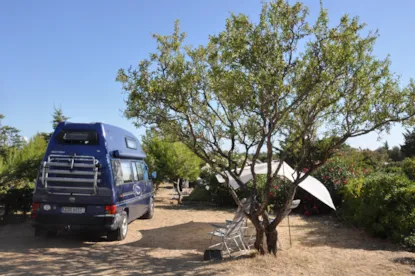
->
[0, 134, 47, 188]
[142, 130, 201, 181]
[51, 106, 70, 130]
[118, 0, 415, 217]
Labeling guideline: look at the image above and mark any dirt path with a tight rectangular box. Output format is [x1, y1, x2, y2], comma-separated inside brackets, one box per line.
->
[0, 183, 414, 275]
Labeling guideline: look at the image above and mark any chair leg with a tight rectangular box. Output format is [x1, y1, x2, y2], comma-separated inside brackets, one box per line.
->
[233, 238, 241, 251]
[239, 235, 247, 251]
[223, 240, 231, 257]
[209, 234, 214, 246]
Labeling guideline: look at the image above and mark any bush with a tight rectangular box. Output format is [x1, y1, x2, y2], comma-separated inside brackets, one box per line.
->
[0, 182, 34, 215]
[383, 165, 404, 175]
[402, 158, 415, 180]
[0, 135, 46, 215]
[298, 155, 373, 215]
[403, 234, 415, 252]
[340, 173, 415, 250]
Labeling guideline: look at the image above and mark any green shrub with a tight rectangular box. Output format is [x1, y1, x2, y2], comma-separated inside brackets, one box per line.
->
[0, 182, 34, 215]
[339, 177, 367, 223]
[0, 135, 46, 215]
[340, 173, 415, 249]
[403, 234, 415, 252]
[298, 155, 373, 215]
[383, 165, 404, 175]
[402, 158, 415, 180]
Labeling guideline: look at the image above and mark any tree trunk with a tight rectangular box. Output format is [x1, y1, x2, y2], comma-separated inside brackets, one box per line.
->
[251, 216, 266, 254]
[176, 178, 183, 204]
[265, 226, 278, 255]
[254, 226, 265, 254]
[179, 178, 183, 192]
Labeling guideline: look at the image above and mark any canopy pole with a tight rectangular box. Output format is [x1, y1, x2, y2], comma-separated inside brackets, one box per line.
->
[288, 214, 292, 248]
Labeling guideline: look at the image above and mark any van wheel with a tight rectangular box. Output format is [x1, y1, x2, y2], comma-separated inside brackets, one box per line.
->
[107, 211, 128, 241]
[141, 197, 154, 219]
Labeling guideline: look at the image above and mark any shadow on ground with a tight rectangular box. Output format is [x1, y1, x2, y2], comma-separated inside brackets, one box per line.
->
[393, 257, 415, 266]
[155, 202, 236, 213]
[0, 245, 227, 276]
[0, 197, 413, 275]
[0, 220, 235, 275]
[290, 215, 403, 252]
[130, 221, 227, 251]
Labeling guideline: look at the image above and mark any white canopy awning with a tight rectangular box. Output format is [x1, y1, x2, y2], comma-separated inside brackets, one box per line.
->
[216, 161, 335, 210]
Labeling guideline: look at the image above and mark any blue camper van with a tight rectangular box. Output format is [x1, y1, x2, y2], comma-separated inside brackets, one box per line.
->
[31, 122, 155, 241]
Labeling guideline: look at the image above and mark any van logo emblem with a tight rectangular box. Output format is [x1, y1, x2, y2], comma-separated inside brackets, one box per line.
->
[133, 184, 142, 196]
[69, 197, 76, 202]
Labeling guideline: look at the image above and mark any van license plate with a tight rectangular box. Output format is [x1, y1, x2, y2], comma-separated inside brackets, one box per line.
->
[61, 207, 85, 214]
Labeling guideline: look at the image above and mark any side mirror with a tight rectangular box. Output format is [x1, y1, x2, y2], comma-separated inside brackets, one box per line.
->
[151, 171, 157, 179]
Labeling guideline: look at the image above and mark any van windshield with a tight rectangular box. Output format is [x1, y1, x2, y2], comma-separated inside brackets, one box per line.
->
[55, 130, 99, 145]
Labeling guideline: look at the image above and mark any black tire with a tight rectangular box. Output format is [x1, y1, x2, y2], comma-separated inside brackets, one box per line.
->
[34, 227, 42, 237]
[107, 211, 128, 241]
[141, 197, 154, 219]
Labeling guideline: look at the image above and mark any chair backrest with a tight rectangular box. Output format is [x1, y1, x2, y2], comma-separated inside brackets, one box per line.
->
[231, 198, 251, 222]
[225, 198, 251, 236]
[225, 217, 246, 236]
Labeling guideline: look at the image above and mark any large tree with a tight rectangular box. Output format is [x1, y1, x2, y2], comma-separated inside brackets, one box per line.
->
[142, 130, 201, 203]
[0, 114, 25, 155]
[52, 106, 70, 130]
[117, 0, 415, 254]
[389, 146, 403, 162]
[401, 129, 415, 158]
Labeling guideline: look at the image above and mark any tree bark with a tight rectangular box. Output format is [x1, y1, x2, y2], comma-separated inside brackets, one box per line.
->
[176, 178, 183, 204]
[251, 216, 266, 254]
[265, 226, 278, 255]
[254, 226, 265, 255]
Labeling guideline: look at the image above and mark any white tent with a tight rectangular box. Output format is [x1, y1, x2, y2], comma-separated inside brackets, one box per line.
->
[216, 161, 335, 210]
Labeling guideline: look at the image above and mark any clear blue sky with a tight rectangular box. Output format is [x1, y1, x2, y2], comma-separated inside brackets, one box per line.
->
[1, 0, 414, 149]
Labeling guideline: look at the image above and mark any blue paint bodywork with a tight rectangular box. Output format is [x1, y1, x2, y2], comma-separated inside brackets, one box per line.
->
[32, 122, 153, 233]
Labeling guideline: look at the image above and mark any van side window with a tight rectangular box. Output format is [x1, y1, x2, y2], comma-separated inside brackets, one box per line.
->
[131, 162, 138, 181]
[111, 160, 123, 186]
[121, 161, 133, 183]
[135, 162, 144, 181]
[142, 163, 149, 180]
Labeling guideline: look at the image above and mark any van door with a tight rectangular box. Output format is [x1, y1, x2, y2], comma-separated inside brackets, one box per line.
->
[117, 160, 140, 221]
[134, 161, 148, 218]
[142, 163, 152, 195]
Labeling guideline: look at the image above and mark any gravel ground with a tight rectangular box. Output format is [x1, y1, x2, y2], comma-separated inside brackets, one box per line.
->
[0, 183, 414, 275]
